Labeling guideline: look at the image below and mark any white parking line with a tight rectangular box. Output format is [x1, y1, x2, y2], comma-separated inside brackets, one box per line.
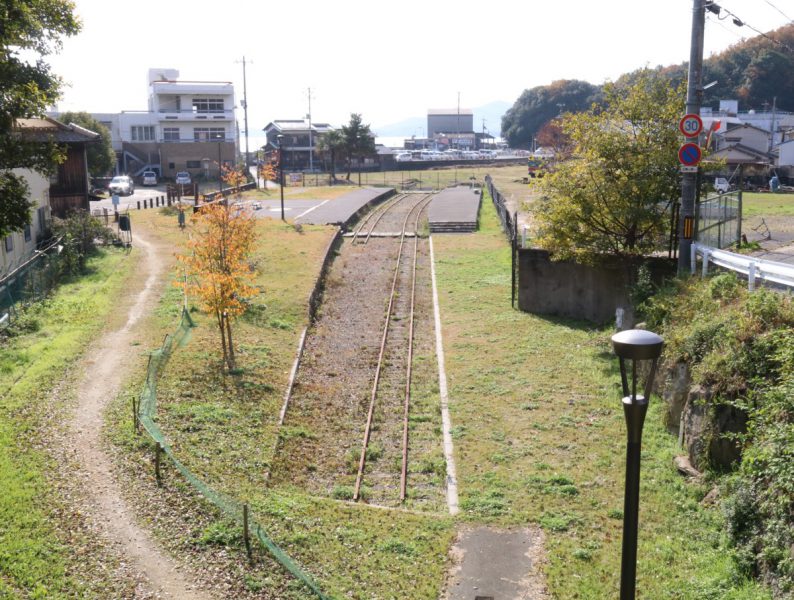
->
[296, 199, 331, 220]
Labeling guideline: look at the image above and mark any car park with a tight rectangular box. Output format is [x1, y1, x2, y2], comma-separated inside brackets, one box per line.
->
[142, 171, 158, 186]
[175, 171, 191, 185]
[108, 175, 134, 196]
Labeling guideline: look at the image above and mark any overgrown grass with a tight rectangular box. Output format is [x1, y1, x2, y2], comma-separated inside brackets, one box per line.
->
[742, 192, 794, 218]
[431, 193, 771, 598]
[0, 248, 135, 598]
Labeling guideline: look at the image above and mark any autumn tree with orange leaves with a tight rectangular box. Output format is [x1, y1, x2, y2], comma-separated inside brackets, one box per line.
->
[178, 187, 258, 372]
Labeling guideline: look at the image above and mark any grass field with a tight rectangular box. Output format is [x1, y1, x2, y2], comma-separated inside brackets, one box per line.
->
[742, 191, 794, 218]
[431, 193, 770, 599]
[0, 248, 136, 598]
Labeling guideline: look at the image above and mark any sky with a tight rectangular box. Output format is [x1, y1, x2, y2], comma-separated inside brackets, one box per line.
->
[47, 0, 793, 143]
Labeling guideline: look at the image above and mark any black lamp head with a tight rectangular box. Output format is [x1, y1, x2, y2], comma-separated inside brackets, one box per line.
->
[612, 329, 664, 402]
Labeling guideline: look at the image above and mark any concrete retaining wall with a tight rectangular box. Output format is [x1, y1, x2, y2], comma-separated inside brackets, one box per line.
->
[517, 249, 675, 324]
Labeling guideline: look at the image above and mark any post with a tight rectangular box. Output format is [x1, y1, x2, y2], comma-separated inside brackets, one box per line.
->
[701, 250, 709, 277]
[748, 262, 756, 291]
[155, 442, 163, 486]
[620, 396, 648, 600]
[137, 200, 141, 210]
[243, 504, 252, 561]
[132, 396, 139, 434]
[678, 0, 706, 274]
[690, 242, 697, 274]
[279, 161, 285, 221]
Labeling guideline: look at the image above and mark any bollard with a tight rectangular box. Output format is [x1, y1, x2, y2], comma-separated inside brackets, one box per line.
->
[243, 504, 252, 561]
[167, 197, 171, 207]
[155, 442, 163, 486]
[137, 200, 141, 210]
[156, 197, 160, 207]
[144, 198, 148, 209]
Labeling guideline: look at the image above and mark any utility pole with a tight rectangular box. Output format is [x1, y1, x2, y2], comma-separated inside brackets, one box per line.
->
[307, 87, 315, 172]
[678, 0, 706, 274]
[456, 91, 460, 150]
[236, 57, 251, 168]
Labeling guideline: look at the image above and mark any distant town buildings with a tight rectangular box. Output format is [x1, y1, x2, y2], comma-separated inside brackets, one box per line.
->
[51, 68, 238, 179]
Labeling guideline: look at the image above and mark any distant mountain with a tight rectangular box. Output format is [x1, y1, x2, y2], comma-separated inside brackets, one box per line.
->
[502, 22, 794, 148]
[373, 100, 511, 138]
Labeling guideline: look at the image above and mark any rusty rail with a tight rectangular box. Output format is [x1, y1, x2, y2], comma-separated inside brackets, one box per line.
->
[353, 193, 434, 502]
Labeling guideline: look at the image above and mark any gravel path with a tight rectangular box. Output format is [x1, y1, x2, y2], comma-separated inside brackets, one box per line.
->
[66, 232, 213, 599]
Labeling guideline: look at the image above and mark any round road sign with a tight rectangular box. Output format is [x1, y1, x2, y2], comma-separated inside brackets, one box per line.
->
[679, 114, 703, 138]
[678, 142, 702, 166]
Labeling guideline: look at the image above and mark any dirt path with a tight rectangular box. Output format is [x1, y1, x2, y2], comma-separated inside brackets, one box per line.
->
[68, 232, 212, 599]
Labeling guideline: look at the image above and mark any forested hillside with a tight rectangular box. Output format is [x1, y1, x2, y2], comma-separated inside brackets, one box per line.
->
[502, 23, 794, 148]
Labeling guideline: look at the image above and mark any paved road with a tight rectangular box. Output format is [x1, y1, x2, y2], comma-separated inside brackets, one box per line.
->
[90, 186, 166, 213]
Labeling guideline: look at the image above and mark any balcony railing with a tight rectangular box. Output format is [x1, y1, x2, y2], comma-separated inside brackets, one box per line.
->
[157, 109, 234, 121]
[159, 136, 236, 143]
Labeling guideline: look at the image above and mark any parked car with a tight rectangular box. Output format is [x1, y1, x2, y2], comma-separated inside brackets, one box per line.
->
[108, 175, 134, 196]
[142, 170, 158, 186]
[714, 177, 730, 193]
[175, 171, 191, 185]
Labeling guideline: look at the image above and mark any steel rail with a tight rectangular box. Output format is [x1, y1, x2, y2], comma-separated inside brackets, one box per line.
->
[352, 193, 432, 501]
[399, 193, 435, 502]
[350, 193, 407, 244]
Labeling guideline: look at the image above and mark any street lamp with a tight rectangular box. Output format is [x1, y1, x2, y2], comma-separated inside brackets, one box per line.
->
[611, 328, 664, 600]
[277, 134, 285, 221]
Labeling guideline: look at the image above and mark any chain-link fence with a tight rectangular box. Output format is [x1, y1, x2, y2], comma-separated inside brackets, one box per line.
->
[136, 307, 331, 599]
[696, 190, 742, 249]
[0, 238, 63, 328]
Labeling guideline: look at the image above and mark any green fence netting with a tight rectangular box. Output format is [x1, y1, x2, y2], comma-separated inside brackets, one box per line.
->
[137, 307, 331, 600]
[0, 238, 63, 327]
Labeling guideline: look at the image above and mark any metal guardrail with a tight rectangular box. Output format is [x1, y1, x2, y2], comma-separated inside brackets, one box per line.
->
[692, 242, 794, 290]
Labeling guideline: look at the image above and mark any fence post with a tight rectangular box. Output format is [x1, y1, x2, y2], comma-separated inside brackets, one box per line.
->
[155, 442, 163, 486]
[748, 262, 756, 292]
[132, 396, 139, 434]
[243, 504, 252, 561]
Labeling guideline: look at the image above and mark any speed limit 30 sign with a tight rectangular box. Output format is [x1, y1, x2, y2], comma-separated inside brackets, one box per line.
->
[679, 114, 703, 138]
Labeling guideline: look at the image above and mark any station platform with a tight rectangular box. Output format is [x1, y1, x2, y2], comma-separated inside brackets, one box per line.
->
[427, 186, 482, 233]
[296, 187, 395, 227]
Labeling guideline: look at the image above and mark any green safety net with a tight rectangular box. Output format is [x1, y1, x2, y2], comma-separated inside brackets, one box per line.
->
[137, 307, 331, 600]
[0, 241, 62, 325]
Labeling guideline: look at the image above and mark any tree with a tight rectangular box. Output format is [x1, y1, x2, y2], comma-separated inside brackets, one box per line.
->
[178, 191, 259, 372]
[501, 80, 600, 149]
[58, 111, 116, 177]
[315, 129, 345, 179]
[0, 0, 80, 237]
[340, 113, 376, 180]
[534, 70, 684, 263]
[534, 118, 573, 160]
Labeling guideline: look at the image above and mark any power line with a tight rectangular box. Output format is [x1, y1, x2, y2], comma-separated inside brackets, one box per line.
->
[762, 0, 792, 23]
[706, 1, 794, 54]
[706, 13, 746, 40]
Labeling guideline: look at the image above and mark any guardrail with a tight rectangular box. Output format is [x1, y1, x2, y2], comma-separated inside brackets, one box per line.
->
[692, 242, 794, 290]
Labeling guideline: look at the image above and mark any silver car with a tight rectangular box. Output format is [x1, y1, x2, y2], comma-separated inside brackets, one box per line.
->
[108, 175, 134, 196]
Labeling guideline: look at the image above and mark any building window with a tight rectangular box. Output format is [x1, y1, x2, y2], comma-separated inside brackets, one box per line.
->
[192, 98, 224, 113]
[131, 126, 155, 141]
[163, 127, 180, 141]
[193, 127, 225, 141]
[4, 236, 12, 252]
[168, 162, 175, 170]
[186, 160, 201, 169]
[24, 225, 31, 242]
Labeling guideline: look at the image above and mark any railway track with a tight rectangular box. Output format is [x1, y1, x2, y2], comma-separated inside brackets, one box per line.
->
[350, 193, 411, 245]
[353, 193, 435, 502]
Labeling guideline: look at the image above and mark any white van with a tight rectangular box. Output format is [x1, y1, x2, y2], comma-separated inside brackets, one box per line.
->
[714, 177, 730, 193]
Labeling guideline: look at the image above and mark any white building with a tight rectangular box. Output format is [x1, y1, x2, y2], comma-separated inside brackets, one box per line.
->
[53, 68, 238, 180]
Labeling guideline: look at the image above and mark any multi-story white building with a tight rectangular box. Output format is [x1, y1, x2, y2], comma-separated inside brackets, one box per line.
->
[53, 68, 238, 180]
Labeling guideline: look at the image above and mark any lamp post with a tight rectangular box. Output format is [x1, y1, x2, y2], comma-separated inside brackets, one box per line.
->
[217, 141, 223, 194]
[611, 329, 664, 600]
[277, 134, 285, 221]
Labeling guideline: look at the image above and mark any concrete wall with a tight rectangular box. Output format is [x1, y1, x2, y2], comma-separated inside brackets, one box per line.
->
[517, 249, 674, 324]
